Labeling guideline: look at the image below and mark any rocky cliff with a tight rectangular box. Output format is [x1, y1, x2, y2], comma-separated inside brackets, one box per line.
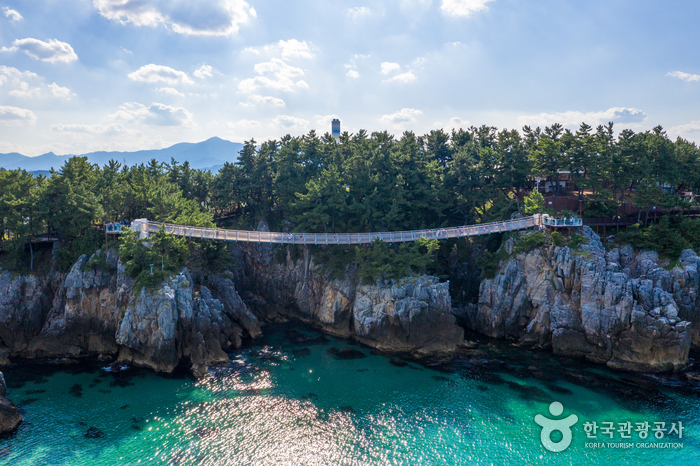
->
[0, 371, 22, 435]
[462, 227, 695, 372]
[0, 250, 259, 377]
[230, 222, 464, 356]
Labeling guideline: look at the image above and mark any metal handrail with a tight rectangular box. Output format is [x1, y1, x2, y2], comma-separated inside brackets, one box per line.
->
[131, 215, 541, 245]
[541, 217, 583, 227]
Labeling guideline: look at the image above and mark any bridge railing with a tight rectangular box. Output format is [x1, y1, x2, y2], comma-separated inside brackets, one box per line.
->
[133, 216, 539, 245]
[541, 216, 582, 227]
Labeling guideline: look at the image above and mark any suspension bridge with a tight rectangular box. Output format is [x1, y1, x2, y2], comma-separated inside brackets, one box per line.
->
[125, 214, 581, 245]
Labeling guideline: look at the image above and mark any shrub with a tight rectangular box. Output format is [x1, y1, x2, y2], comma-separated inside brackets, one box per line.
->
[513, 232, 546, 254]
[119, 227, 189, 289]
[567, 233, 589, 250]
[617, 216, 688, 259]
[353, 237, 439, 282]
[477, 247, 509, 279]
[551, 231, 565, 247]
[524, 190, 545, 215]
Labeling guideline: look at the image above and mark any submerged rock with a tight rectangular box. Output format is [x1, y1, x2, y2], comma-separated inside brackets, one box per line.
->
[84, 426, 105, 439]
[389, 358, 408, 367]
[326, 347, 366, 360]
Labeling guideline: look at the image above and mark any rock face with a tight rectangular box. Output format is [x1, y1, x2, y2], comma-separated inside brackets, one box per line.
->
[30, 250, 129, 358]
[352, 277, 464, 354]
[233, 221, 464, 355]
[0, 371, 23, 435]
[0, 271, 54, 359]
[466, 228, 693, 372]
[0, 252, 260, 377]
[116, 270, 250, 377]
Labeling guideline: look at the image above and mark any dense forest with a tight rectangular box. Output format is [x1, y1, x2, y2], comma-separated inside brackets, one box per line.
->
[2, 123, 700, 285]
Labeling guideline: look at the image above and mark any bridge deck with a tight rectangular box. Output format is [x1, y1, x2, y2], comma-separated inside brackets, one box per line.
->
[130, 216, 560, 245]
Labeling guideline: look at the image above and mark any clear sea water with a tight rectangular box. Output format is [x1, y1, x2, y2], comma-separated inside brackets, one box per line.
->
[1, 323, 698, 465]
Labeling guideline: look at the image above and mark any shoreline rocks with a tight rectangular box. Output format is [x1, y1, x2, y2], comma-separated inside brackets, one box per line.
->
[0, 252, 260, 378]
[4, 222, 698, 377]
[463, 228, 693, 372]
[0, 372, 23, 435]
[232, 223, 464, 356]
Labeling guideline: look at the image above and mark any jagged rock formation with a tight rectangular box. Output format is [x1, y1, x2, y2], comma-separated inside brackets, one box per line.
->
[116, 270, 249, 377]
[0, 271, 54, 359]
[232, 221, 464, 355]
[0, 251, 259, 377]
[0, 371, 22, 435]
[353, 277, 463, 354]
[463, 228, 694, 372]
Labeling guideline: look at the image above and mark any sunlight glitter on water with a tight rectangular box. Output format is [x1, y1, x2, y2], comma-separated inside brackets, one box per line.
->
[1, 324, 699, 465]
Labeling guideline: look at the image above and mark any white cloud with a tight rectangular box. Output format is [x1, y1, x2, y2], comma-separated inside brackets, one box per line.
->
[1, 38, 78, 63]
[441, 0, 495, 18]
[239, 95, 286, 107]
[315, 114, 341, 131]
[0, 105, 37, 125]
[239, 58, 308, 93]
[48, 83, 74, 98]
[193, 64, 214, 79]
[667, 71, 700, 82]
[128, 64, 194, 85]
[435, 117, 470, 130]
[9, 81, 41, 97]
[157, 87, 185, 97]
[1, 67, 74, 99]
[519, 107, 647, 127]
[346, 7, 372, 20]
[380, 108, 423, 128]
[380, 62, 401, 75]
[271, 115, 309, 134]
[247, 39, 315, 60]
[449, 117, 469, 127]
[346, 70, 360, 79]
[50, 123, 143, 137]
[93, 0, 256, 36]
[277, 39, 314, 60]
[413, 57, 427, 68]
[383, 71, 416, 83]
[227, 119, 266, 140]
[670, 121, 700, 140]
[228, 119, 262, 130]
[3, 7, 22, 22]
[107, 102, 194, 127]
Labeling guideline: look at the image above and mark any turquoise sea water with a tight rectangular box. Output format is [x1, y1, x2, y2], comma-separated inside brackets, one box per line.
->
[1, 324, 698, 465]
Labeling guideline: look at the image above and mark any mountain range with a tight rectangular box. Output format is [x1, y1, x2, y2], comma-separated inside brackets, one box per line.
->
[0, 137, 244, 174]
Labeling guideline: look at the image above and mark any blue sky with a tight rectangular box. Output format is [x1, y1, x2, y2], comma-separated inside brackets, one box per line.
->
[1, 0, 699, 156]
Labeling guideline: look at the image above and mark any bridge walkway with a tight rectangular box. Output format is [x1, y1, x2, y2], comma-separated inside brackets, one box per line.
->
[126, 215, 580, 245]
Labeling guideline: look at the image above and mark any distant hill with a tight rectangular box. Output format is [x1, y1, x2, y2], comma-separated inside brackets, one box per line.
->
[0, 137, 244, 173]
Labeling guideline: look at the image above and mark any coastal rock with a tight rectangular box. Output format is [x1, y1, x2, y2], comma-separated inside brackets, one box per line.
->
[116, 270, 251, 376]
[235, 242, 464, 355]
[1, 252, 259, 378]
[471, 227, 692, 372]
[29, 250, 128, 358]
[0, 372, 23, 435]
[0, 270, 53, 357]
[353, 276, 464, 354]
